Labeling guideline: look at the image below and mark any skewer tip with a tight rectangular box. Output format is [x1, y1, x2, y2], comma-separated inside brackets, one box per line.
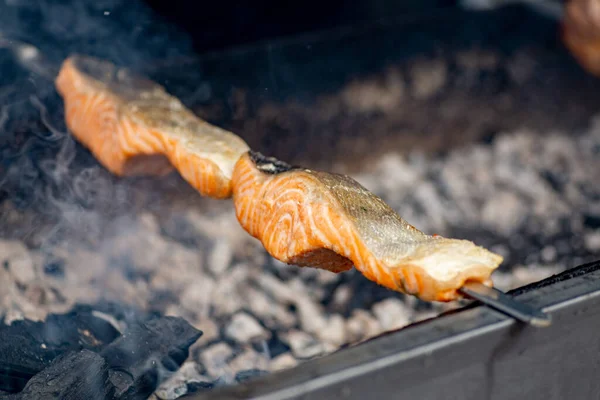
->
[459, 281, 552, 328]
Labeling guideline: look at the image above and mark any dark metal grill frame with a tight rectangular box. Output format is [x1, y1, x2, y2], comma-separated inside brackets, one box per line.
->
[188, 260, 600, 400]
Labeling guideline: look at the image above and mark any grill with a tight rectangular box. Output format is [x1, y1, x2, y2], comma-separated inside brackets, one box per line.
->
[0, 1, 599, 399]
[190, 260, 600, 399]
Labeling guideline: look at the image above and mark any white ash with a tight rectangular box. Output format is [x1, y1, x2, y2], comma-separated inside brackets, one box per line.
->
[209, 264, 251, 317]
[317, 314, 347, 347]
[330, 284, 353, 311]
[340, 68, 406, 114]
[243, 285, 296, 330]
[199, 342, 234, 379]
[190, 318, 219, 348]
[269, 353, 298, 372]
[0, 116, 599, 398]
[283, 330, 327, 360]
[178, 276, 215, 321]
[585, 232, 600, 252]
[481, 191, 529, 236]
[540, 245, 558, 264]
[208, 240, 233, 277]
[408, 58, 448, 100]
[289, 280, 329, 335]
[345, 309, 382, 344]
[255, 273, 296, 303]
[372, 298, 411, 332]
[0, 241, 37, 285]
[492, 264, 564, 292]
[152, 362, 208, 400]
[228, 348, 270, 373]
[225, 312, 270, 344]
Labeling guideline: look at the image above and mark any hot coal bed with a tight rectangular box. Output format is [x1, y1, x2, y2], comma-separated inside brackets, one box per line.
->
[1, 1, 600, 399]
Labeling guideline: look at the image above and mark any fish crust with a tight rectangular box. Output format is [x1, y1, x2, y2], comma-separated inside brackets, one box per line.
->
[55, 55, 249, 198]
[56, 55, 504, 302]
[232, 152, 503, 302]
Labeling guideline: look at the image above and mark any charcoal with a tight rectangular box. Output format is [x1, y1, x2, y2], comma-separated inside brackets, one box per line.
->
[371, 298, 411, 331]
[317, 314, 346, 347]
[270, 353, 298, 371]
[263, 332, 291, 359]
[0, 308, 121, 392]
[192, 319, 219, 348]
[186, 381, 215, 393]
[585, 232, 600, 252]
[2, 0, 600, 392]
[42, 258, 65, 278]
[186, 377, 230, 394]
[283, 330, 326, 360]
[100, 316, 202, 400]
[73, 301, 147, 329]
[229, 349, 269, 375]
[199, 343, 233, 378]
[0, 241, 35, 285]
[583, 213, 600, 229]
[208, 240, 233, 276]
[234, 369, 269, 383]
[224, 312, 270, 344]
[2, 350, 115, 400]
[152, 361, 208, 400]
[345, 310, 381, 343]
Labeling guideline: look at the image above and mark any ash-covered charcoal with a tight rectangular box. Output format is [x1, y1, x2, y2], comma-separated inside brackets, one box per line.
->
[234, 369, 270, 384]
[184, 376, 232, 396]
[2, 350, 115, 400]
[372, 298, 411, 332]
[186, 381, 215, 394]
[0, 307, 121, 392]
[198, 342, 234, 379]
[0, 304, 202, 399]
[100, 316, 202, 400]
[150, 361, 210, 400]
[2, 0, 600, 396]
[224, 312, 270, 344]
[283, 330, 327, 360]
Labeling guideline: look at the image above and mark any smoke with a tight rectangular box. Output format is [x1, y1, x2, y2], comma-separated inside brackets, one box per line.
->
[0, 0, 194, 69]
[0, 0, 200, 248]
[0, 36, 59, 79]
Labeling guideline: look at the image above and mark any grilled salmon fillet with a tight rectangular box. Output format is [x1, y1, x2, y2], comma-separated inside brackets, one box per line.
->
[56, 54, 504, 302]
[55, 55, 250, 198]
[233, 152, 503, 302]
[563, 0, 600, 77]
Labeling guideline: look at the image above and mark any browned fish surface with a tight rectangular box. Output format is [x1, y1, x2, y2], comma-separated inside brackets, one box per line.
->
[57, 55, 504, 302]
[232, 152, 503, 302]
[55, 55, 249, 198]
[563, 0, 600, 77]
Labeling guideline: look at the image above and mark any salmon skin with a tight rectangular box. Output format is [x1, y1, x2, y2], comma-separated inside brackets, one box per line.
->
[55, 55, 503, 302]
[233, 152, 502, 302]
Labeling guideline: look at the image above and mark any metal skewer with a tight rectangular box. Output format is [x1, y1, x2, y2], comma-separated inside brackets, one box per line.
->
[459, 281, 552, 328]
